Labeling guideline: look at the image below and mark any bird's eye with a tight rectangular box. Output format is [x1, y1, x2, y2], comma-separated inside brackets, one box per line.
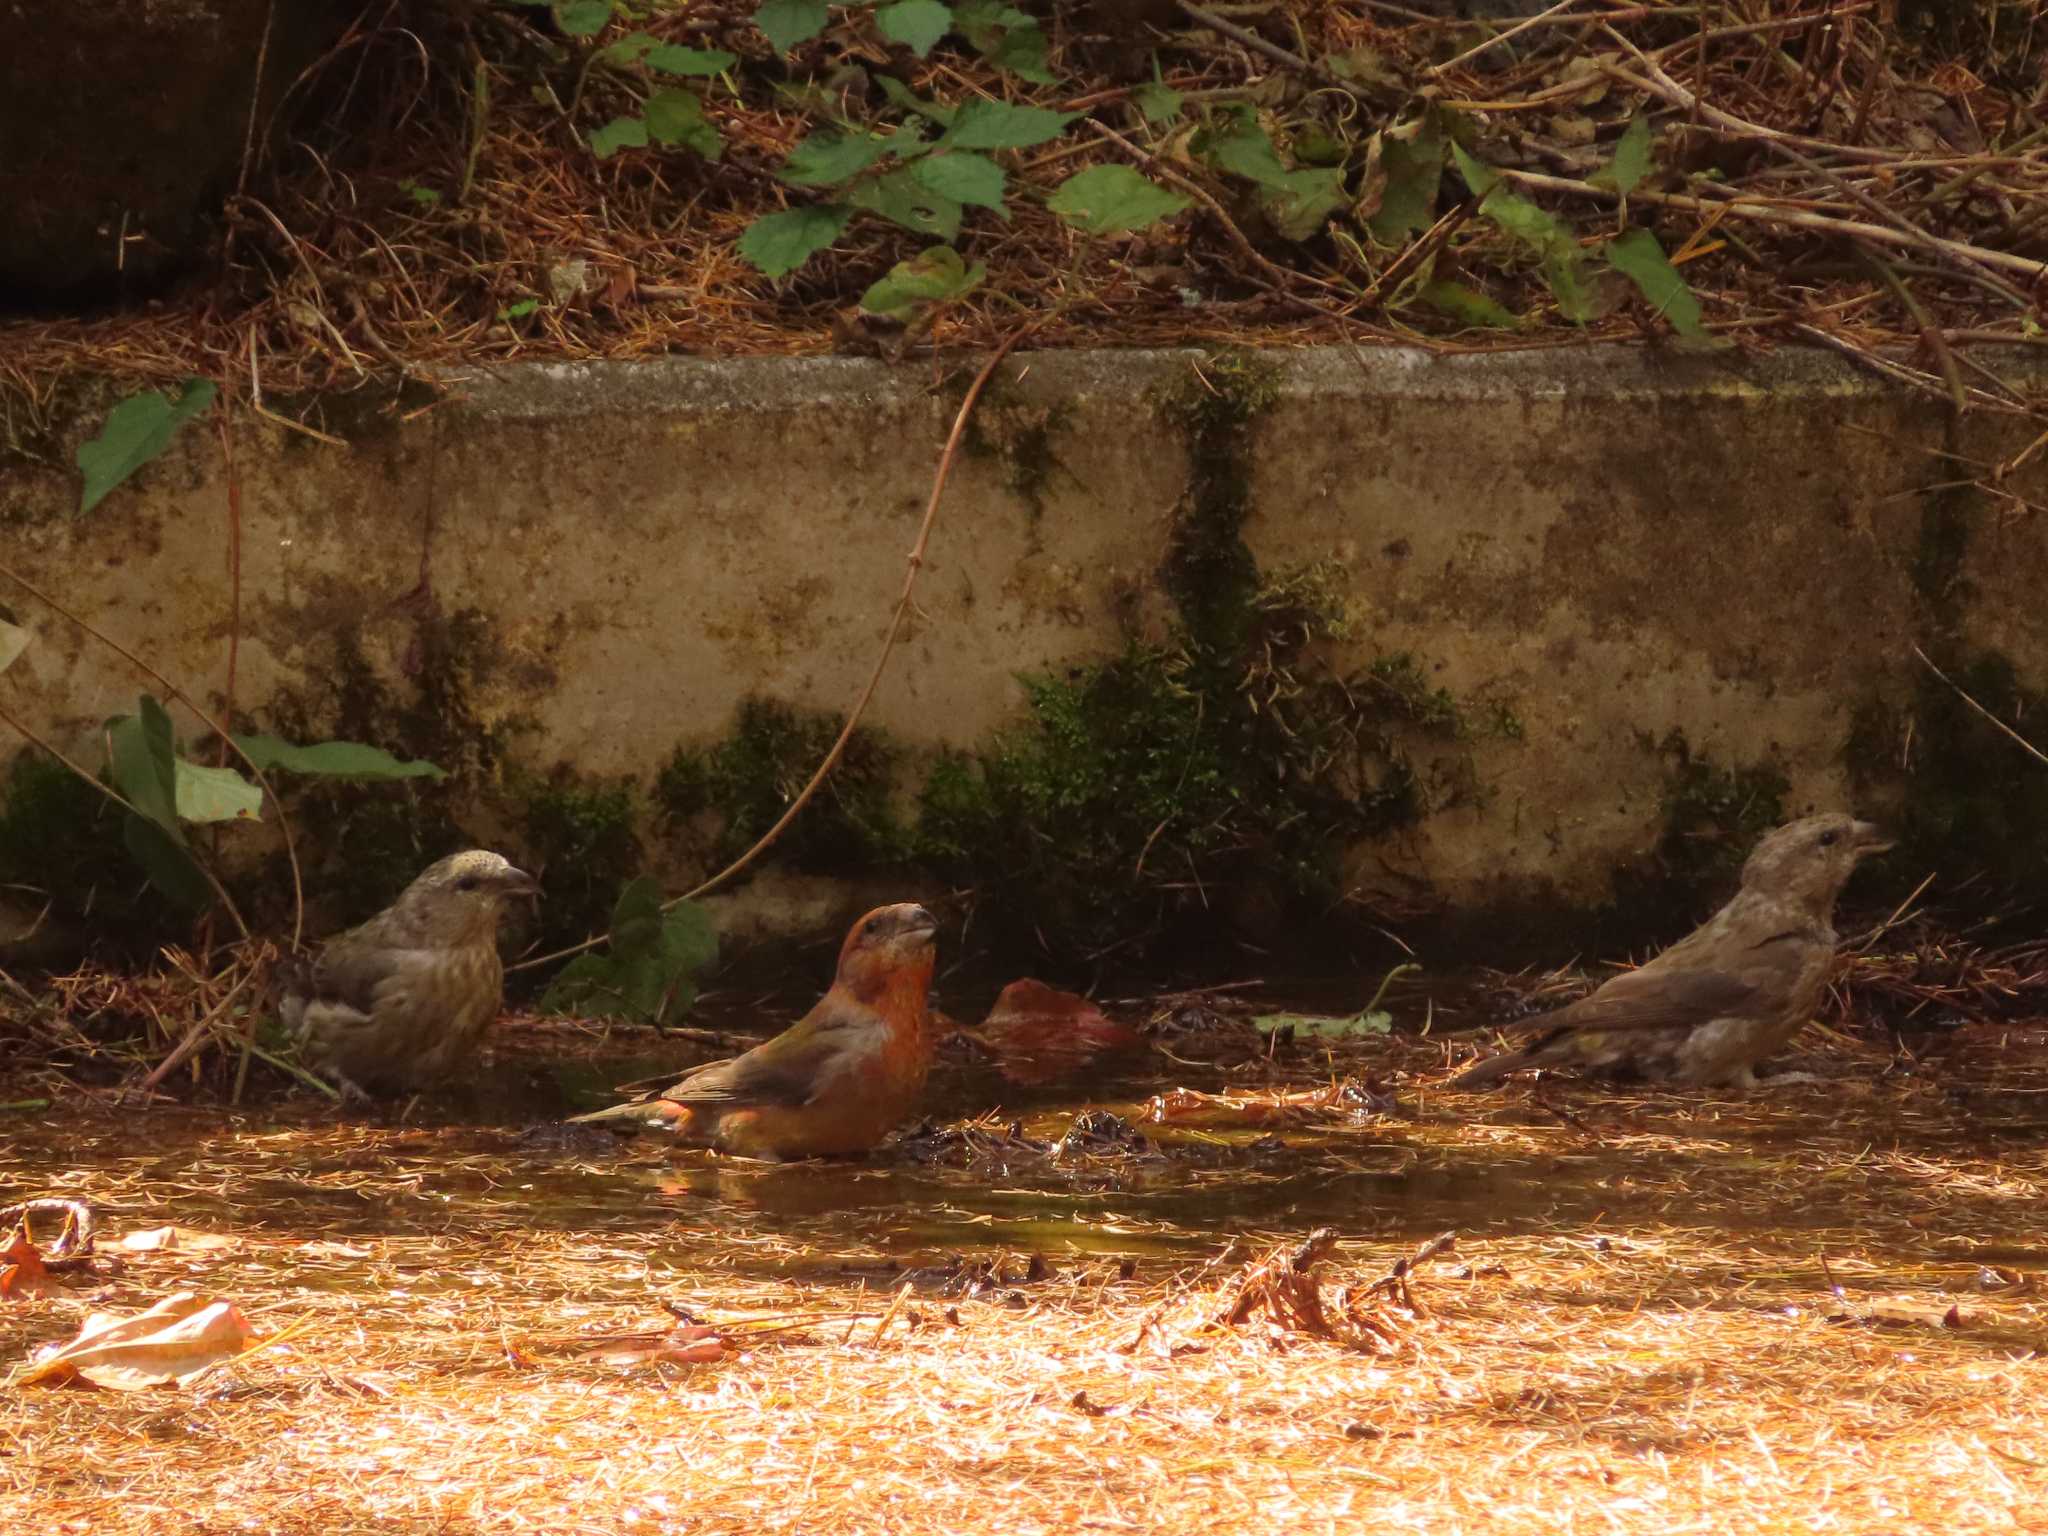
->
[455, 875, 481, 892]
[1817, 830, 1838, 848]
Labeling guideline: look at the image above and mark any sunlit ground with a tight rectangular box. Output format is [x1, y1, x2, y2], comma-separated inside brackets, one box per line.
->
[6, 1015, 2048, 1535]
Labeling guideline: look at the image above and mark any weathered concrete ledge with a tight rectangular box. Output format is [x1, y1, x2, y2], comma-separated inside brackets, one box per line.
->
[3, 343, 2044, 946]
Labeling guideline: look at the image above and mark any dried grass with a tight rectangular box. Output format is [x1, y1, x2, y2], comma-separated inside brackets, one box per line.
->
[5, 1021, 2048, 1534]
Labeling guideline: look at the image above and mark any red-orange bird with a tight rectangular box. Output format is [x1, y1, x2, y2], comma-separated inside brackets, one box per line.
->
[965, 978, 1142, 1086]
[570, 903, 939, 1160]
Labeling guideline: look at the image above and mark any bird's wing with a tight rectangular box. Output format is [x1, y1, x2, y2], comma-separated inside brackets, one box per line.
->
[660, 1007, 875, 1110]
[297, 940, 404, 1021]
[1536, 936, 1810, 1037]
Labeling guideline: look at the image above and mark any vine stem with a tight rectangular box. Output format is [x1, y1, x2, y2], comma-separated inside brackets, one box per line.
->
[509, 320, 1042, 975]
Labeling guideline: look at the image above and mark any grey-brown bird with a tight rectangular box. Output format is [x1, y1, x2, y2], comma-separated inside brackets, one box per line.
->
[280, 850, 539, 1098]
[1449, 813, 1892, 1091]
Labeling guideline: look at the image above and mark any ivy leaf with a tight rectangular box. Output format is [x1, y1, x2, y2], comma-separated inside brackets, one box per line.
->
[1420, 280, 1521, 328]
[876, 0, 954, 56]
[233, 734, 447, 781]
[879, 76, 956, 126]
[1450, 140, 1500, 199]
[541, 881, 718, 1026]
[861, 244, 987, 317]
[1364, 109, 1445, 243]
[1263, 167, 1347, 241]
[1135, 82, 1183, 123]
[1251, 1009, 1393, 1039]
[780, 128, 894, 187]
[912, 150, 1007, 212]
[77, 380, 217, 517]
[644, 87, 722, 158]
[939, 97, 1076, 150]
[1196, 106, 1290, 188]
[755, 0, 829, 52]
[588, 115, 650, 157]
[106, 695, 183, 841]
[173, 761, 264, 825]
[1047, 165, 1191, 234]
[984, 21, 1054, 84]
[646, 44, 737, 75]
[849, 167, 963, 237]
[1590, 114, 1653, 196]
[1605, 227, 1703, 335]
[738, 204, 854, 276]
[552, 0, 614, 37]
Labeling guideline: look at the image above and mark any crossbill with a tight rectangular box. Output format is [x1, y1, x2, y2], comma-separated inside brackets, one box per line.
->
[570, 903, 940, 1160]
[279, 850, 539, 1098]
[1450, 812, 1893, 1090]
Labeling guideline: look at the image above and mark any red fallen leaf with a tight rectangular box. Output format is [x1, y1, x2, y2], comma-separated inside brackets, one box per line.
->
[0, 1227, 55, 1300]
[18, 1291, 259, 1389]
[966, 979, 1142, 1086]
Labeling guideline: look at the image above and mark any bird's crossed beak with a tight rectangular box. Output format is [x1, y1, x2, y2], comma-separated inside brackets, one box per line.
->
[1851, 820, 1896, 854]
[500, 865, 543, 899]
[902, 905, 938, 940]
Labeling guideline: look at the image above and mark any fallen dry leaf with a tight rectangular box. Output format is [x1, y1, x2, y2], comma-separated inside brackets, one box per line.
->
[580, 1323, 726, 1368]
[117, 1227, 236, 1253]
[0, 1228, 55, 1301]
[17, 1291, 259, 1390]
[966, 979, 1142, 1086]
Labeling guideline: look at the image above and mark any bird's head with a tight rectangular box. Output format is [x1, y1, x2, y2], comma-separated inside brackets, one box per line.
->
[1739, 812, 1893, 915]
[834, 902, 939, 998]
[391, 850, 541, 946]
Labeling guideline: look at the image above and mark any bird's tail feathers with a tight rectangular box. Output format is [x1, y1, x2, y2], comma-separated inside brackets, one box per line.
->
[1446, 1046, 1532, 1091]
[565, 1098, 684, 1129]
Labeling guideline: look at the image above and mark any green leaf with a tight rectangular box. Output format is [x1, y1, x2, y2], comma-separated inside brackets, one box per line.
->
[400, 180, 442, 206]
[781, 128, 894, 187]
[498, 298, 541, 320]
[953, 0, 1031, 35]
[588, 115, 649, 157]
[1365, 109, 1445, 243]
[879, 76, 956, 125]
[861, 244, 987, 317]
[1264, 167, 1347, 241]
[173, 760, 263, 825]
[983, 20, 1054, 83]
[553, 0, 614, 36]
[1419, 279, 1520, 328]
[77, 380, 217, 517]
[940, 97, 1076, 150]
[1591, 114, 1653, 196]
[1047, 164, 1191, 234]
[0, 617, 27, 676]
[1196, 106, 1290, 188]
[848, 167, 963, 238]
[122, 813, 214, 913]
[1135, 82, 1183, 124]
[646, 44, 737, 75]
[738, 204, 854, 276]
[107, 696, 182, 841]
[600, 28, 658, 61]
[644, 87, 722, 157]
[877, 0, 953, 55]
[1606, 227, 1703, 335]
[1251, 1009, 1393, 1040]
[755, 0, 829, 52]
[1450, 140, 1499, 199]
[232, 734, 447, 781]
[912, 150, 1007, 212]
[541, 881, 718, 1025]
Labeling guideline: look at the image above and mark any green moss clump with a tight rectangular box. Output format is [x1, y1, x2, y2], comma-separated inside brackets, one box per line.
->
[521, 774, 642, 951]
[1847, 652, 2048, 894]
[1601, 733, 1790, 937]
[658, 697, 904, 871]
[0, 752, 184, 954]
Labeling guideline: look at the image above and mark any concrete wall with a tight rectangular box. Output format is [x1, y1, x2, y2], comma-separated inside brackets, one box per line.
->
[2, 344, 2042, 930]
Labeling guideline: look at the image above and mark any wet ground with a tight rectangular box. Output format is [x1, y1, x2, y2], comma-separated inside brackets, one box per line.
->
[7, 1001, 2048, 1534]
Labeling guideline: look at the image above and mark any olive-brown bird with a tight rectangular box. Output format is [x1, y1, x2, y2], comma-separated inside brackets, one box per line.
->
[1449, 813, 1892, 1091]
[281, 850, 539, 1098]
[570, 903, 940, 1159]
